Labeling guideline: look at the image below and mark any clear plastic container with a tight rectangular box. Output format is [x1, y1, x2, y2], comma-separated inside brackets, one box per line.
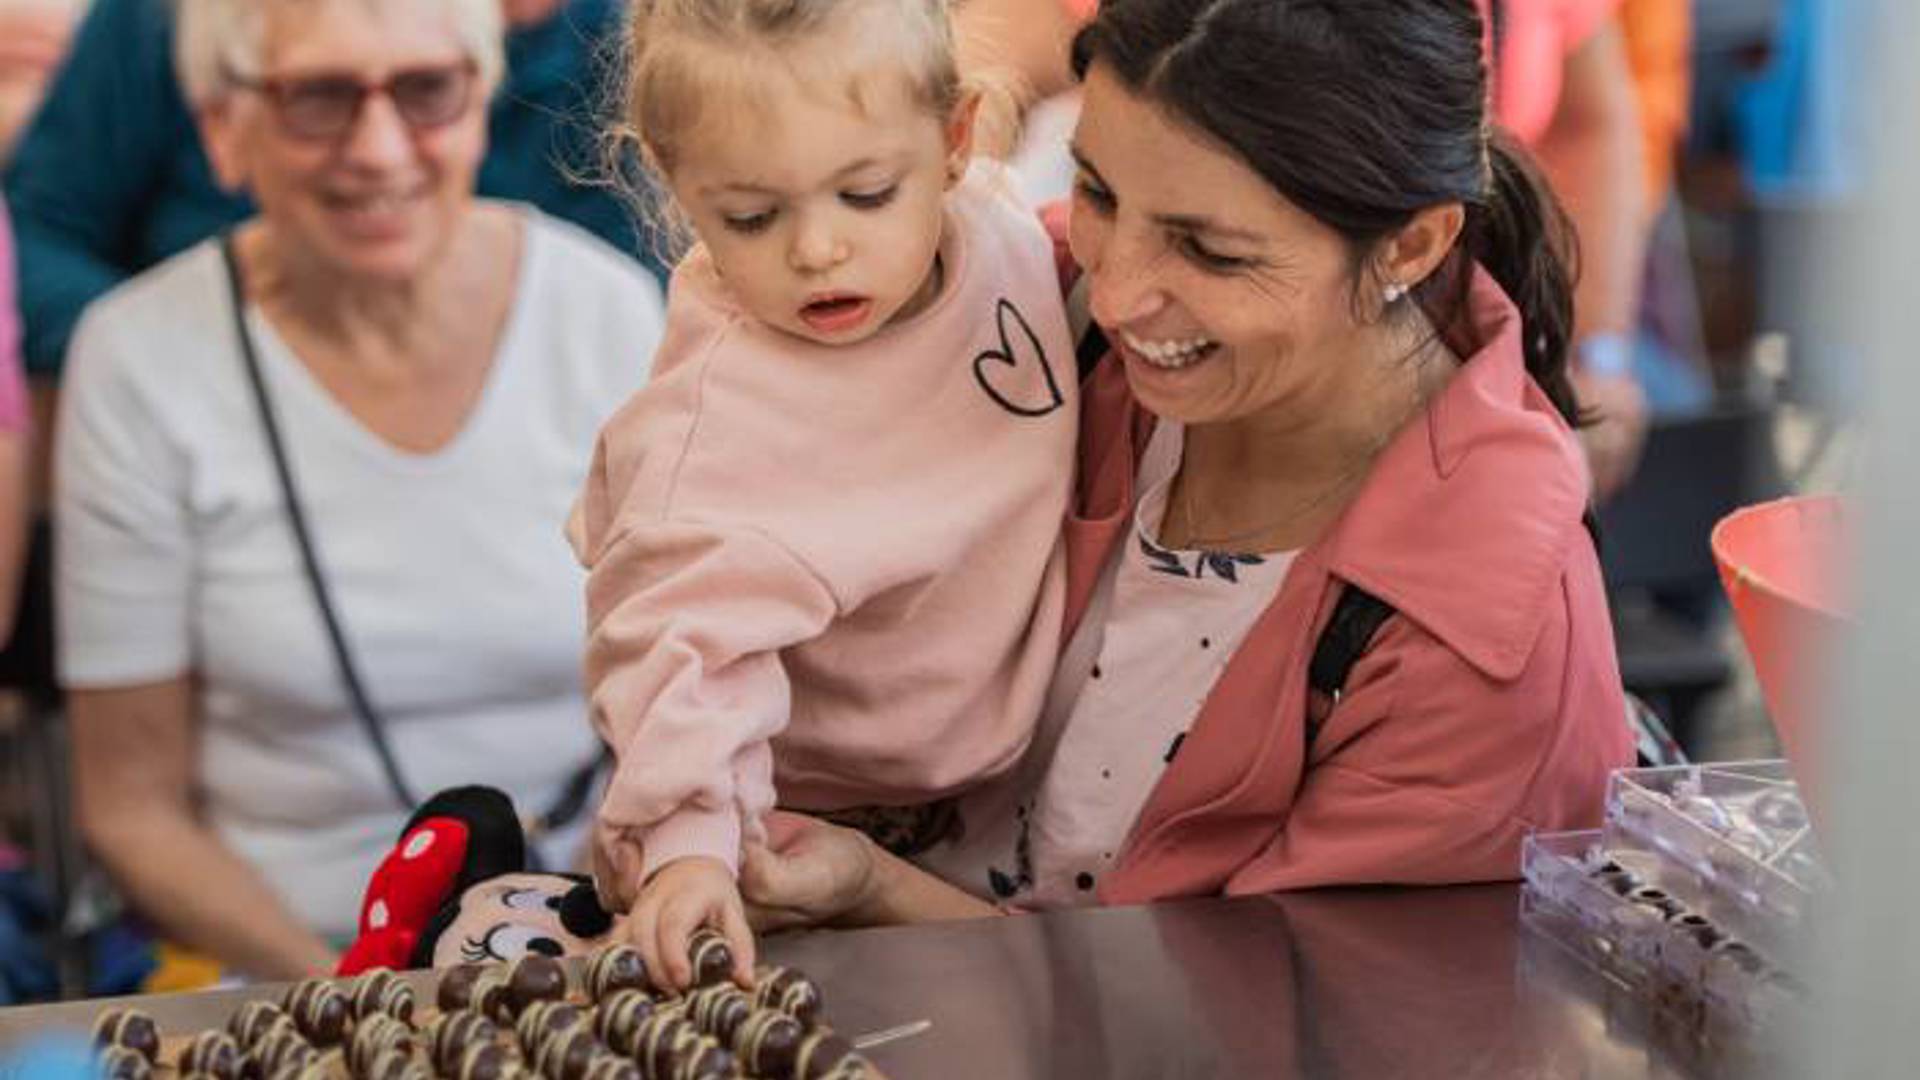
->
[1602, 760, 1830, 955]
[1520, 830, 1807, 1040]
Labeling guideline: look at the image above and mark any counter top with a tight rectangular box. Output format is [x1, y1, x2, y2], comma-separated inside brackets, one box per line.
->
[0, 884, 1763, 1078]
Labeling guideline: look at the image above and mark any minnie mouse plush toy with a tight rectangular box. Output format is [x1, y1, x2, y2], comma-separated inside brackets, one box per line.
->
[337, 786, 618, 975]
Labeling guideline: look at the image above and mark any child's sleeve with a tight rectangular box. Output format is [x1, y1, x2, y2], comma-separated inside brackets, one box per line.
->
[573, 433, 841, 883]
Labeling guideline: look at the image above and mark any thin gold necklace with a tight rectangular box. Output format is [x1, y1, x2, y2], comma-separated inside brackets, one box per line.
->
[1168, 337, 1449, 552]
[1168, 450, 1377, 552]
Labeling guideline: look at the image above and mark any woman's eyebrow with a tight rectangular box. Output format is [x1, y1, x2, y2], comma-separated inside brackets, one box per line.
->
[1151, 212, 1266, 244]
[1070, 144, 1265, 243]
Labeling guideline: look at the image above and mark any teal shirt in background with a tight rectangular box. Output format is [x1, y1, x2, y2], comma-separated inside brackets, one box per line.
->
[1, 0, 663, 376]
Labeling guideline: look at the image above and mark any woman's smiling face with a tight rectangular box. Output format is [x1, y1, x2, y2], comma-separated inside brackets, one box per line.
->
[1067, 62, 1378, 427]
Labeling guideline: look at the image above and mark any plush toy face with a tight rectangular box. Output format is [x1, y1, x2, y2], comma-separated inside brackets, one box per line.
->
[339, 786, 622, 976]
[431, 872, 622, 967]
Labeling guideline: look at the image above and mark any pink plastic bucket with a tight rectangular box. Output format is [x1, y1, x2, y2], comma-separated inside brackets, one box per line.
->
[1711, 496, 1848, 807]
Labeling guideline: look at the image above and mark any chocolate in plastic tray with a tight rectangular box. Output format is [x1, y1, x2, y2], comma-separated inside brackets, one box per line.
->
[1520, 830, 1807, 1038]
[1603, 760, 1831, 947]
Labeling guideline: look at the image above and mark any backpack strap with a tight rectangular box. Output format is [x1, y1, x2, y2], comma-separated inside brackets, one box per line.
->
[1304, 586, 1396, 748]
[1071, 276, 1108, 382]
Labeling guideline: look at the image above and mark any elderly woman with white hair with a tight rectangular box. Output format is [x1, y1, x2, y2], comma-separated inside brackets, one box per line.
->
[54, 0, 663, 979]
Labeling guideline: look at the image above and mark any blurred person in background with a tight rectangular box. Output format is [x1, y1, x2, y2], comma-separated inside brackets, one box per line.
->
[1487, 0, 1652, 499]
[1619, 0, 1690, 209]
[954, 0, 1090, 204]
[1618, 0, 1715, 418]
[0, 206, 28, 644]
[0, 0, 84, 163]
[56, 0, 663, 979]
[3, 0, 659, 384]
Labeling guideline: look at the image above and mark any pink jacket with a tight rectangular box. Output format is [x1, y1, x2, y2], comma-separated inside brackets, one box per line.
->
[1074, 266, 1632, 903]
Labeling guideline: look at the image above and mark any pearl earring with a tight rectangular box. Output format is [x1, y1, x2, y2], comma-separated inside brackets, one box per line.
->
[1382, 282, 1407, 304]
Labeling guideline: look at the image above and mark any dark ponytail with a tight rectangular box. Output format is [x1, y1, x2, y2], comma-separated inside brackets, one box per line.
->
[1469, 131, 1583, 426]
[1072, 0, 1586, 428]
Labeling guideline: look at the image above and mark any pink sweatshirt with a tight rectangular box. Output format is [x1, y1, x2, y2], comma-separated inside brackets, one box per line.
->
[572, 170, 1077, 879]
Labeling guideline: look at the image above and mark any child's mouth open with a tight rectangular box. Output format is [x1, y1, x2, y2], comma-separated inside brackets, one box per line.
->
[799, 292, 874, 334]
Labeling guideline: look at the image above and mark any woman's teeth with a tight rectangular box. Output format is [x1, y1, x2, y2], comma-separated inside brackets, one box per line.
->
[1121, 330, 1217, 369]
[331, 193, 410, 213]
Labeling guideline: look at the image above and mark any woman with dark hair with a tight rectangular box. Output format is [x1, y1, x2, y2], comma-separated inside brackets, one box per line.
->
[738, 0, 1633, 923]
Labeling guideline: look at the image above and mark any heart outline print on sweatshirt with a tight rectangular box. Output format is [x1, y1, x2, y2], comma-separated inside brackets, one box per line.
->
[973, 298, 1066, 418]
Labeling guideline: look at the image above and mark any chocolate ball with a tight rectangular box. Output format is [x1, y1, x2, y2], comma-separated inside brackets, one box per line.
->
[751, 967, 824, 1028]
[262, 1060, 329, 1080]
[506, 954, 568, 1016]
[585, 944, 650, 1002]
[282, 979, 350, 1046]
[515, 1000, 585, 1058]
[229, 1002, 296, 1051]
[91, 1009, 161, 1063]
[1627, 886, 1685, 920]
[351, 968, 417, 1026]
[535, 1025, 602, 1080]
[734, 1009, 804, 1079]
[456, 1040, 516, 1080]
[179, 1030, 242, 1080]
[349, 1013, 417, 1077]
[685, 984, 752, 1045]
[97, 1046, 153, 1080]
[476, 969, 518, 1024]
[793, 1030, 868, 1080]
[583, 1056, 639, 1080]
[671, 1040, 737, 1080]
[636, 1015, 700, 1080]
[426, 1011, 499, 1076]
[248, 1030, 317, 1079]
[365, 1047, 431, 1080]
[437, 963, 491, 1013]
[591, 989, 658, 1056]
[685, 930, 733, 988]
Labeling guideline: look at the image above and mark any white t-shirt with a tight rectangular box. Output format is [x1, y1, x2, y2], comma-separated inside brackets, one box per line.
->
[55, 208, 664, 937]
[919, 419, 1296, 907]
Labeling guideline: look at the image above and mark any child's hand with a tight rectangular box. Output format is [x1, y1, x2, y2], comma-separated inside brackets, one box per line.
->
[591, 820, 647, 914]
[626, 855, 755, 992]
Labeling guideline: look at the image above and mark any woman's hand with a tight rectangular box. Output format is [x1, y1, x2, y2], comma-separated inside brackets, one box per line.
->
[738, 811, 884, 933]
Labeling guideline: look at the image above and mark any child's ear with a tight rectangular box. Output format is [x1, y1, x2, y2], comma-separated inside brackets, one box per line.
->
[943, 90, 982, 189]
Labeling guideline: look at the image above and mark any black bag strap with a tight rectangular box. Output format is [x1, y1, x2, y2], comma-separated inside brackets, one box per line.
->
[1076, 312, 1109, 382]
[220, 234, 422, 811]
[1304, 586, 1396, 748]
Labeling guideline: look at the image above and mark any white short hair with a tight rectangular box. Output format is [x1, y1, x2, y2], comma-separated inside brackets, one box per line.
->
[175, 0, 505, 107]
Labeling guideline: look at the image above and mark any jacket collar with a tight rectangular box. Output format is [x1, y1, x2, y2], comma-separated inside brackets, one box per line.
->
[1319, 268, 1590, 680]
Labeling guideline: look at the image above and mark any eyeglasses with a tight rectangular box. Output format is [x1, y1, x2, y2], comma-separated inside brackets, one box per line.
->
[223, 59, 479, 143]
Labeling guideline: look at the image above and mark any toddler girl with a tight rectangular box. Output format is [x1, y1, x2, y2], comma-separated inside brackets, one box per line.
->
[572, 0, 1077, 987]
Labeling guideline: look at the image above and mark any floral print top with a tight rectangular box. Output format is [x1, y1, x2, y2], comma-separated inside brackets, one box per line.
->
[917, 420, 1296, 907]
